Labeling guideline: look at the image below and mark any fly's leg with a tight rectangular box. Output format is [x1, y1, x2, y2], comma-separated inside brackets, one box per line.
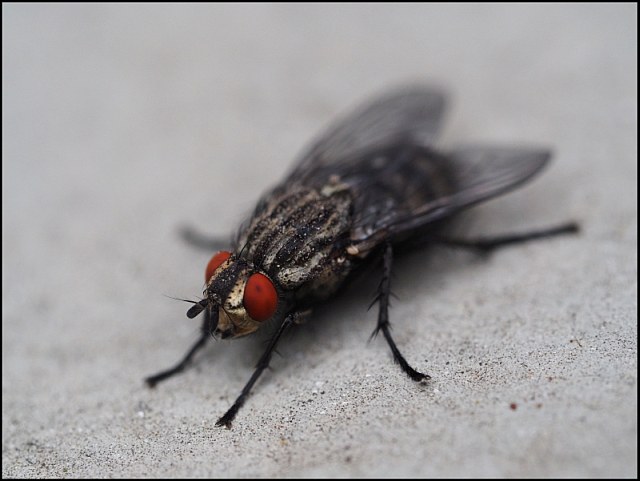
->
[180, 225, 230, 251]
[145, 309, 216, 387]
[372, 243, 430, 382]
[216, 312, 298, 428]
[433, 222, 579, 254]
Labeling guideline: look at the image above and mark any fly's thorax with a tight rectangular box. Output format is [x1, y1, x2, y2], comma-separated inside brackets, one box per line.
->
[236, 184, 355, 292]
[204, 254, 279, 339]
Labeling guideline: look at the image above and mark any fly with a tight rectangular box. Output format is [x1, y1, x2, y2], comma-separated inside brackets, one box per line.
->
[145, 86, 579, 428]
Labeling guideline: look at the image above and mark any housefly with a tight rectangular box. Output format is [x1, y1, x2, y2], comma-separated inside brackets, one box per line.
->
[146, 86, 578, 428]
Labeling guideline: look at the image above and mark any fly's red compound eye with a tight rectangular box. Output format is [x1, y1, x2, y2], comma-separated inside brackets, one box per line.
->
[243, 273, 278, 322]
[205, 251, 231, 281]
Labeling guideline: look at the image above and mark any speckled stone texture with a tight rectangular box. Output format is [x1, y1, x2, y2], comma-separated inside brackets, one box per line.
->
[3, 4, 636, 477]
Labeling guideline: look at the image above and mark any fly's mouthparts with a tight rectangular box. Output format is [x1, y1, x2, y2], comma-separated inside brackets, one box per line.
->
[216, 329, 233, 339]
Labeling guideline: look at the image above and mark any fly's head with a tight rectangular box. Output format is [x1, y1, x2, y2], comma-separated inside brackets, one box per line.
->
[187, 251, 279, 339]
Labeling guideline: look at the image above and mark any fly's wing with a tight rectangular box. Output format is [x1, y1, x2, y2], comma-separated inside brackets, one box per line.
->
[305, 144, 549, 247]
[274, 86, 550, 250]
[286, 86, 447, 184]
[352, 146, 551, 245]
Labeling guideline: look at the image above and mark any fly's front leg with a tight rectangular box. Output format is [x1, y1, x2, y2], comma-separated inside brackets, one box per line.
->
[145, 307, 217, 387]
[216, 312, 300, 428]
[180, 225, 230, 251]
[433, 222, 579, 254]
[373, 243, 430, 382]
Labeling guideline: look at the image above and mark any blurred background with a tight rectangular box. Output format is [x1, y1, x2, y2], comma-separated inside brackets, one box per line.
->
[3, 4, 637, 477]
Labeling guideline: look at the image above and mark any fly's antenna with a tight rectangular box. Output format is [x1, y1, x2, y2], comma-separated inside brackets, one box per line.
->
[163, 294, 203, 305]
[186, 298, 209, 319]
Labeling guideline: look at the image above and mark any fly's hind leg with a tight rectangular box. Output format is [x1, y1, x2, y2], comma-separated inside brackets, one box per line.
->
[145, 308, 217, 387]
[372, 242, 430, 382]
[433, 222, 579, 254]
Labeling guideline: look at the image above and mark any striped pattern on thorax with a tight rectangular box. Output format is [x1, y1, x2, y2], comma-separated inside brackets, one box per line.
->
[236, 185, 353, 290]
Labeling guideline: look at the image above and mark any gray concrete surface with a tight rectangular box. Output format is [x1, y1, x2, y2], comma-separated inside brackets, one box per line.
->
[2, 4, 637, 478]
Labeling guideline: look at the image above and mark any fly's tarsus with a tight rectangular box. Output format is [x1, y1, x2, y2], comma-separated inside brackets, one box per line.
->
[372, 243, 430, 382]
[215, 313, 297, 428]
[145, 333, 210, 387]
[432, 222, 580, 254]
[145, 308, 217, 387]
